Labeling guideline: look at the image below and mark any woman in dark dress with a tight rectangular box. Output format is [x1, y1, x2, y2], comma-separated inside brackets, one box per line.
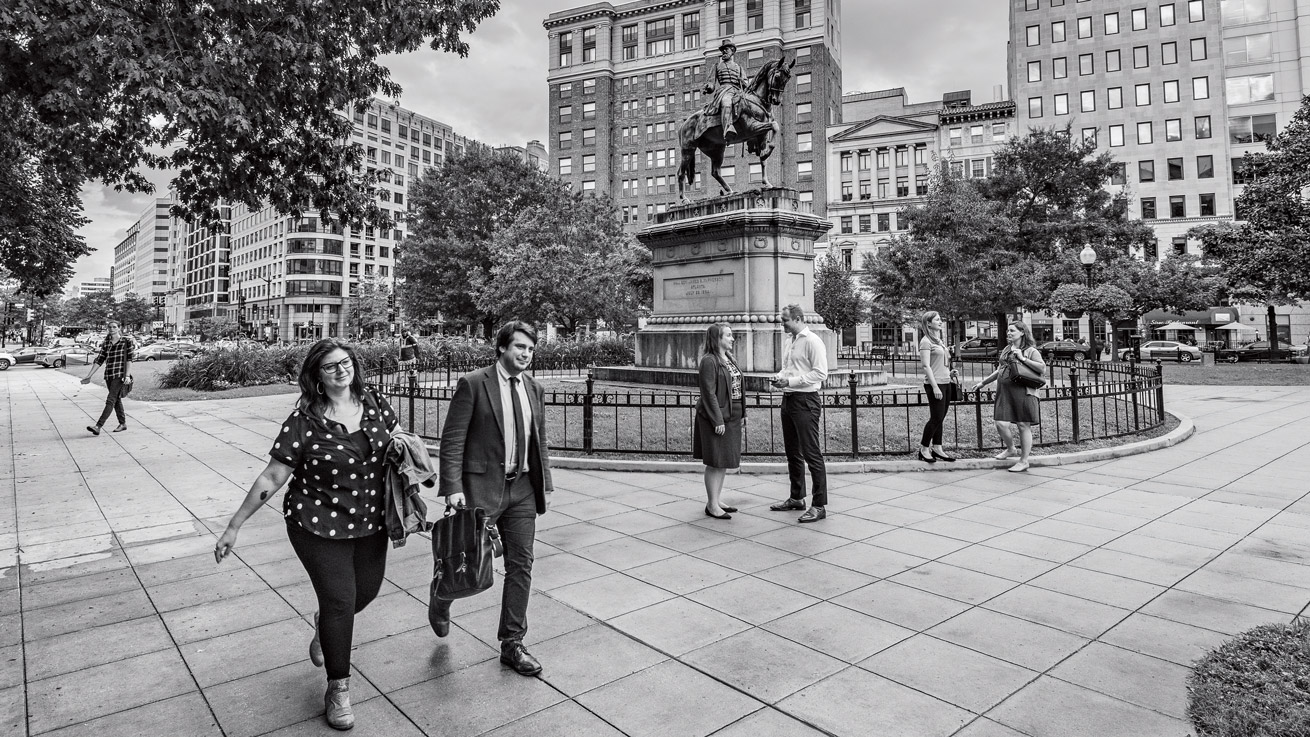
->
[214, 339, 399, 730]
[971, 322, 1045, 473]
[694, 322, 746, 519]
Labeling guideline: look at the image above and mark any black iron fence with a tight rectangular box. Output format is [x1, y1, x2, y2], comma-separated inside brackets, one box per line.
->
[366, 357, 1167, 458]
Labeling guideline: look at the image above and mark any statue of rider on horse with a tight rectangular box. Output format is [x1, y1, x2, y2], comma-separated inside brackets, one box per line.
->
[677, 39, 796, 201]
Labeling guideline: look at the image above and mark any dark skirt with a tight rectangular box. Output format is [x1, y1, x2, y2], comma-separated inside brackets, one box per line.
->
[694, 415, 743, 469]
[994, 365, 1041, 425]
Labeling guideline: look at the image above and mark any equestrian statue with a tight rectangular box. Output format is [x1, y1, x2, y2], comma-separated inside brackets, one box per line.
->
[676, 39, 796, 201]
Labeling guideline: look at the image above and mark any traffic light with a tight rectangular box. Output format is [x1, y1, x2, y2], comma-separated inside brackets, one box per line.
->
[387, 292, 396, 310]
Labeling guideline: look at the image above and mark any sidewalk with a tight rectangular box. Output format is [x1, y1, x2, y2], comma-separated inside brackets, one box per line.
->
[2, 367, 1308, 736]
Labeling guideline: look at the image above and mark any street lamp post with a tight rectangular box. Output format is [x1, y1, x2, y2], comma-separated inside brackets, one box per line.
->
[1079, 245, 1099, 360]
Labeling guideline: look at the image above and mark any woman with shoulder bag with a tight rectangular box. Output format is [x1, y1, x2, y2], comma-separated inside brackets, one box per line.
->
[693, 322, 746, 519]
[916, 311, 957, 463]
[213, 339, 400, 730]
[971, 322, 1046, 473]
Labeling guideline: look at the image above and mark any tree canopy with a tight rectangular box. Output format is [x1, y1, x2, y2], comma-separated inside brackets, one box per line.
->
[1, 0, 500, 295]
[814, 252, 866, 335]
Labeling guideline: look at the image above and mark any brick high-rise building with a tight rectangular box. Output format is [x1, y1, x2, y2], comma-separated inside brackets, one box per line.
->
[543, 0, 843, 229]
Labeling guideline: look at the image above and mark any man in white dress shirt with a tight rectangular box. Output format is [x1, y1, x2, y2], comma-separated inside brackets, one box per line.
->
[768, 304, 829, 522]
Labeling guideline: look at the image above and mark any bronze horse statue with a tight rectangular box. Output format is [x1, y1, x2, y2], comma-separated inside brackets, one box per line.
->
[676, 56, 796, 201]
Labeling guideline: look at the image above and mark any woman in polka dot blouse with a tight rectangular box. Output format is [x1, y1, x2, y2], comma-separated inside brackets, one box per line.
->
[214, 338, 398, 730]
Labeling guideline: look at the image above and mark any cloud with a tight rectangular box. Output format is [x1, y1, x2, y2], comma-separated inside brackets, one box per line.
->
[70, 0, 1008, 285]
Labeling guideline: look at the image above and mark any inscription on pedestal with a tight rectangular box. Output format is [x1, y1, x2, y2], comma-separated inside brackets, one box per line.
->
[664, 274, 735, 300]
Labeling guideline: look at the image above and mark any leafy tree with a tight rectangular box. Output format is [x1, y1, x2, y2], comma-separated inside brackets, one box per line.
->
[191, 315, 241, 340]
[61, 292, 117, 327]
[475, 192, 650, 336]
[114, 293, 154, 333]
[348, 276, 393, 338]
[1189, 95, 1310, 348]
[401, 147, 570, 336]
[2, 0, 500, 290]
[814, 253, 866, 336]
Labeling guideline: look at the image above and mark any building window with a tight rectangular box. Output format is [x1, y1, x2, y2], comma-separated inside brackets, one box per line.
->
[1026, 25, 1040, 46]
[1078, 16, 1092, 38]
[861, 150, 873, 169]
[558, 131, 572, 149]
[796, 73, 812, 94]
[916, 175, 929, 194]
[558, 157, 572, 175]
[1162, 41, 1177, 65]
[719, 0, 734, 36]
[683, 12, 700, 49]
[1052, 20, 1066, 42]
[1170, 195, 1186, 218]
[797, 161, 813, 180]
[896, 177, 909, 197]
[1109, 124, 1124, 146]
[582, 128, 595, 146]
[1053, 57, 1068, 79]
[1138, 160, 1155, 182]
[1199, 193, 1216, 216]
[993, 123, 1007, 141]
[558, 105, 572, 124]
[797, 102, 812, 122]
[1166, 118, 1182, 141]
[581, 180, 595, 191]
[1026, 0, 1038, 9]
[795, 0, 811, 28]
[1197, 155, 1214, 179]
[1192, 37, 1212, 62]
[1167, 157, 1184, 180]
[858, 215, 872, 233]
[583, 79, 595, 96]
[1081, 90, 1096, 112]
[581, 27, 596, 62]
[1137, 121, 1154, 144]
[1193, 76, 1210, 99]
[1135, 84, 1151, 106]
[1226, 74, 1274, 105]
[1134, 46, 1149, 68]
[645, 17, 674, 55]
[1132, 7, 1147, 30]
[1079, 54, 1093, 75]
[582, 154, 596, 173]
[1164, 80, 1180, 103]
[1195, 115, 1212, 139]
[746, 0, 763, 30]
[582, 102, 595, 120]
[1222, 0, 1270, 24]
[1104, 12, 1119, 34]
[1106, 49, 1121, 72]
[1188, 0, 1203, 21]
[877, 179, 888, 198]
[877, 149, 890, 168]
[840, 183, 853, 201]
[1029, 96, 1043, 118]
[559, 31, 572, 66]
[1141, 197, 1157, 219]
[797, 132, 812, 153]
[621, 24, 638, 59]
[1028, 61, 1042, 82]
[1160, 3, 1175, 25]
[1110, 162, 1126, 184]
[876, 213, 890, 231]
[840, 152, 852, 172]
[840, 216, 853, 234]
[1108, 86, 1123, 109]
[1229, 113, 1278, 143]
[897, 147, 911, 166]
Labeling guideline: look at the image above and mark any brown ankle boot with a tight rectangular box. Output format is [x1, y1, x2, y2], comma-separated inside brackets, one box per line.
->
[324, 677, 354, 730]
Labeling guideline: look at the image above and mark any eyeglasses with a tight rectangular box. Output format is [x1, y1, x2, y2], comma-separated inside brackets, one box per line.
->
[320, 357, 353, 374]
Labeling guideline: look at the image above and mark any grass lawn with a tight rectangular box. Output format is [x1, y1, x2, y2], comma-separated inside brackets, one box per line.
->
[1155, 361, 1310, 385]
[59, 360, 298, 402]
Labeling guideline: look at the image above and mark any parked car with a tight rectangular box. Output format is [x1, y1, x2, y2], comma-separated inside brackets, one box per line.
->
[1215, 341, 1309, 363]
[953, 337, 1002, 361]
[1117, 340, 1202, 362]
[1038, 340, 1091, 361]
[37, 345, 97, 368]
[8, 346, 52, 365]
[134, 343, 196, 361]
[0, 351, 13, 370]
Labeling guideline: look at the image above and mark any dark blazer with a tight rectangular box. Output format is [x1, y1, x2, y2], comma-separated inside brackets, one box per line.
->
[696, 353, 745, 426]
[438, 364, 553, 514]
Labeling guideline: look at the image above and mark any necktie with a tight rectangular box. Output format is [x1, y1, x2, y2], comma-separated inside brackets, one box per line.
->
[509, 376, 527, 475]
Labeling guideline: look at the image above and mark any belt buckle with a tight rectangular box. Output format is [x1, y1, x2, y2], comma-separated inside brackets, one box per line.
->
[505, 471, 518, 482]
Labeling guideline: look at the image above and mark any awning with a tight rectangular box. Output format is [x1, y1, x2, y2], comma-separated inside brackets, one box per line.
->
[1155, 321, 1200, 331]
[1215, 322, 1257, 332]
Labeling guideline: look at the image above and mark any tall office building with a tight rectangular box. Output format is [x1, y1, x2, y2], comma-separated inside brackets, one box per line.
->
[543, 0, 843, 229]
[109, 198, 172, 301]
[1008, 0, 1232, 259]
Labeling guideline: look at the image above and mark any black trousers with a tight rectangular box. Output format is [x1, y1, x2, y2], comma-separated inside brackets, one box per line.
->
[921, 383, 951, 447]
[287, 522, 388, 680]
[781, 392, 827, 507]
[96, 377, 127, 427]
[491, 474, 537, 644]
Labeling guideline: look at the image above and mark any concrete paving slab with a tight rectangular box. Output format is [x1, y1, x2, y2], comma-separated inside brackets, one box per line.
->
[1049, 642, 1191, 719]
[479, 700, 627, 737]
[24, 615, 172, 681]
[987, 675, 1191, 736]
[26, 649, 196, 734]
[686, 575, 820, 626]
[532, 623, 669, 697]
[762, 601, 914, 663]
[608, 597, 753, 657]
[575, 659, 759, 737]
[929, 607, 1090, 672]
[861, 633, 1038, 714]
[778, 666, 972, 737]
[36, 692, 221, 737]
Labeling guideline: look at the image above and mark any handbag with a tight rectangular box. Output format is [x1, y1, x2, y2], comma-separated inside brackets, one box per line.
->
[428, 506, 502, 605]
[946, 379, 965, 402]
[119, 374, 135, 398]
[1009, 350, 1047, 389]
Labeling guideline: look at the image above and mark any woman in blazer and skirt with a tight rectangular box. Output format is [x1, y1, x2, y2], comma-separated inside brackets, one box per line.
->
[694, 322, 746, 519]
[972, 322, 1046, 473]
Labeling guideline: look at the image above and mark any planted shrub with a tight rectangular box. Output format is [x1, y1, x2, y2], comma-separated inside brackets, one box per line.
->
[1187, 618, 1310, 737]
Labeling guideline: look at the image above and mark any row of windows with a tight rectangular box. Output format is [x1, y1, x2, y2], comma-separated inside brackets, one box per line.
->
[839, 212, 898, 234]
[558, 102, 596, 123]
[1070, 117, 1213, 146]
[1109, 155, 1216, 186]
[1026, 38, 1207, 82]
[1028, 76, 1210, 118]
[949, 123, 1010, 146]
[557, 79, 597, 97]
[1139, 193, 1217, 220]
[1024, 1, 1204, 46]
[556, 128, 596, 149]
[1027, 0, 1273, 28]
[353, 113, 456, 150]
[838, 146, 929, 172]
[839, 175, 932, 200]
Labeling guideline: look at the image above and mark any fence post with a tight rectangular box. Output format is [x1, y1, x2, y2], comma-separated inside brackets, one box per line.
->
[848, 372, 859, 455]
[1154, 360, 1165, 423]
[1131, 375, 1141, 431]
[1069, 368, 1081, 443]
[973, 384, 984, 449]
[406, 371, 417, 433]
[583, 368, 595, 455]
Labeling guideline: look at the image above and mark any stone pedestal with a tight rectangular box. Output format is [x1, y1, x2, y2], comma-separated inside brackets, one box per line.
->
[632, 187, 836, 374]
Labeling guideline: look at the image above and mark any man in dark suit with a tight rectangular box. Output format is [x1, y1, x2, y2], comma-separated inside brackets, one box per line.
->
[434, 321, 553, 675]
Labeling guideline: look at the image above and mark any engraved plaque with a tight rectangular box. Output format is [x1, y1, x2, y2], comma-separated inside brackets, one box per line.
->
[664, 274, 735, 300]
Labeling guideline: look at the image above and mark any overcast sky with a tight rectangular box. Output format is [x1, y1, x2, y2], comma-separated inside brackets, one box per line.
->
[70, 0, 1007, 287]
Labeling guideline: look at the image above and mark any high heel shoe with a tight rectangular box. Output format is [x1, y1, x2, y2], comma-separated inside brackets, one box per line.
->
[918, 448, 937, 463]
[704, 505, 732, 520]
[931, 450, 957, 462]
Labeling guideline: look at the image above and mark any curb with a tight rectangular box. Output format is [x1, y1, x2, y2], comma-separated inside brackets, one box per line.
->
[545, 412, 1195, 474]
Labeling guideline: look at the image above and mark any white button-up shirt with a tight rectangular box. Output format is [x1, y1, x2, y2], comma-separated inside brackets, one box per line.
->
[495, 362, 533, 474]
[774, 327, 829, 393]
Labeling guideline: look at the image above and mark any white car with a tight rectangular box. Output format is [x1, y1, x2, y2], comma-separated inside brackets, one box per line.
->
[0, 352, 13, 370]
[1118, 340, 1202, 362]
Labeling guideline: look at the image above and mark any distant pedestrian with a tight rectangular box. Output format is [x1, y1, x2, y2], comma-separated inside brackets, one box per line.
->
[768, 304, 829, 523]
[214, 339, 399, 730]
[917, 311, 958, 463]
[399, 329, 419, 376]
[694, 322, 746, 519]
[81, 320, 135, 435]
[435, 321, 553, 676]
[971, 322, 1046, 473]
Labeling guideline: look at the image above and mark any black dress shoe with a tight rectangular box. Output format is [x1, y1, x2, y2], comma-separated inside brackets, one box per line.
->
[86, 425, 101, 436]
[721, 506, 738, 513]
[931, 450, 957, 462]
[429, 600, 451, 638]
[704, 506, 732, 520]
[500, 641, 542, 676]
[770, 498, 806, 511]
[917, 449, 936, 463]
[798, 506, 827, 523]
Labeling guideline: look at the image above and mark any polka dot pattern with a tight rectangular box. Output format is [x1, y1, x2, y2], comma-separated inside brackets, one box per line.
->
[270, 389, 400, 540]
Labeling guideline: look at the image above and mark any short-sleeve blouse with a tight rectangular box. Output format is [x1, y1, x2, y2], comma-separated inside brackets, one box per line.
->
[270, 389, 399, 539]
